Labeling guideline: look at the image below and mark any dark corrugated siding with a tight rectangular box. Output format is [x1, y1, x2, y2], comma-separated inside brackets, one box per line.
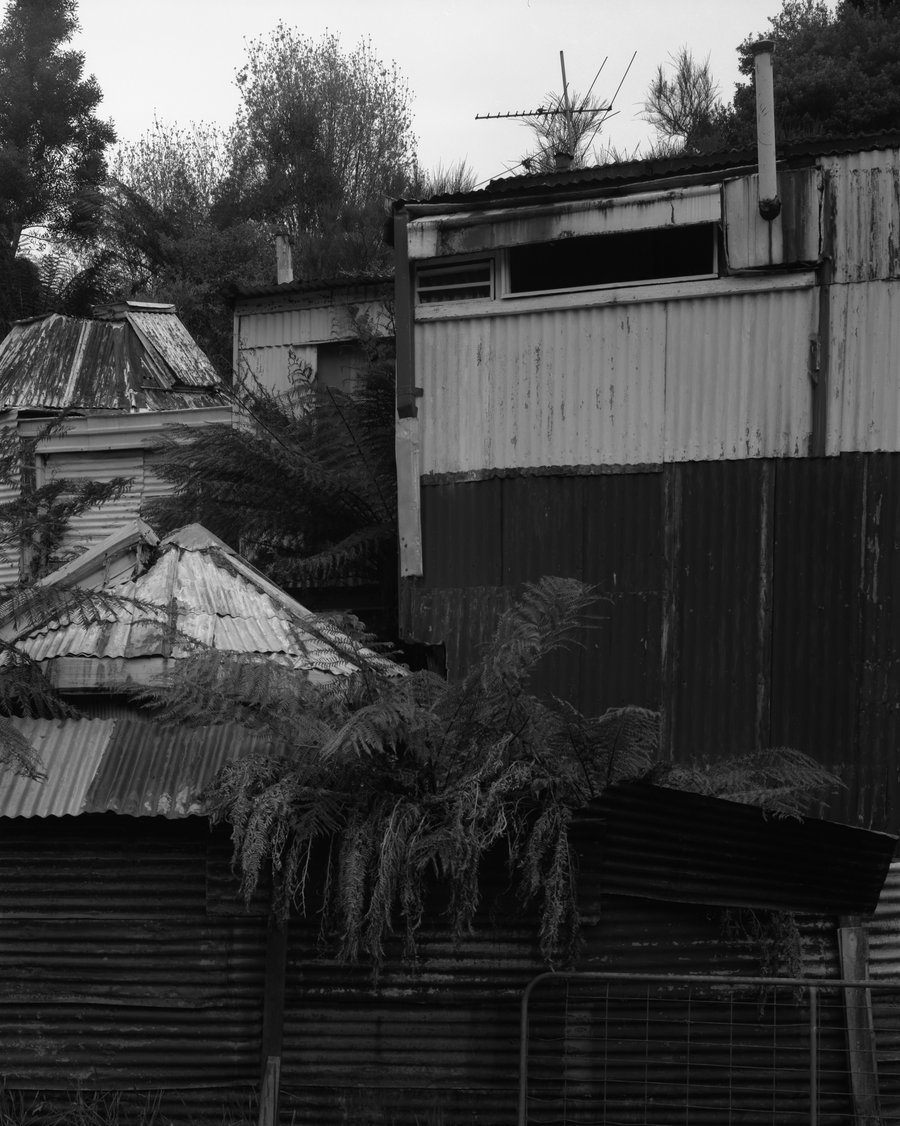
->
[664, 460, 772, 760]
[0, 817, 264, 1101]
[0, 812, 875, 1125]
[408, 455, 900, 832]
[768, 456, 864, 792]
[578, 784, 895, 915]
[411, 472, 664, 714]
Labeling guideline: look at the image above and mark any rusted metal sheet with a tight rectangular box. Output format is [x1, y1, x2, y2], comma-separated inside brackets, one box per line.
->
[662, 285, 815, 460]
[824, 148, 900, 284]
[17, 522, 398, 682]
[235, 284, 391, 397]
[42, 450, 144, 560]
[579, 783, 895, 915]
[828, 279, 900, 454]
[768, 456, 866, 814]
[0, 817, 264, 1094]
[407, 184, 721, 259]
[0, 312, 227, 411]
[417, 302, 667, 474]
[0, 717, 275, 819]
[416, 283, 817, 475]
[663, 460, 773, 761]
[723, 168, 821, 269]
[411, 474, 664, 709]
[126, 310, 219, 388]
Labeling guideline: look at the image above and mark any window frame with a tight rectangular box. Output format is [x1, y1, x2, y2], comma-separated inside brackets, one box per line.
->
[500, 224, 720, 300]
[415, 256, 496, 306]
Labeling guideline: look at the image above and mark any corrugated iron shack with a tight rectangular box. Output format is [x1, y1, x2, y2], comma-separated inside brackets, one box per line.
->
[233, 274, 392, 397]
[392, 133, 900, 834]
[0, 302, 232, 584]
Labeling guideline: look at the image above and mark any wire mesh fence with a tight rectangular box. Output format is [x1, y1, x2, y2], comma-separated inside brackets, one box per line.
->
[519, 972, 900, 1126]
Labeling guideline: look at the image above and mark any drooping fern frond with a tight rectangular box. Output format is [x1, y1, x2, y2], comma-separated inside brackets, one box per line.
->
[179, 576, 844, 969]
[650, 747, 844, 819]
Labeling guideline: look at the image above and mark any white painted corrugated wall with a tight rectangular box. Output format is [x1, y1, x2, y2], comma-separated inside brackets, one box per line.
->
[416, 283, 818, 474]
[824, 148, 900, 284]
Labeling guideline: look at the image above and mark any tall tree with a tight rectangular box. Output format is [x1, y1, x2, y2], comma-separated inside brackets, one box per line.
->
[0, 0, 114, 275]
[730, 0, 900, 143]
[218, 27, 417, 278]
[100, 118, 271, 374]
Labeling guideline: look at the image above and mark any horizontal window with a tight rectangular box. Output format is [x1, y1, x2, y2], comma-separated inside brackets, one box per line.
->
[416, 260, 493, 304]
[508, 224, 718, 295]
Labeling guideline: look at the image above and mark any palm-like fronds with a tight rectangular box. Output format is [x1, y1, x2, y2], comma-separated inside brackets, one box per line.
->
[144, 313, 396, 592]
[144, 575, 842, 968]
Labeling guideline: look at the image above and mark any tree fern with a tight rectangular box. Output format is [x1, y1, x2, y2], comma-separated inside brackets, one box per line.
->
[144, 576, 844, 967]
[144, 311, 397, 596]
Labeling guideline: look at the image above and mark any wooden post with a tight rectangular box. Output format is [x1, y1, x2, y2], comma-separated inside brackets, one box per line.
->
[838, 917, 881, 1126]
[257, 904, 288, 1126]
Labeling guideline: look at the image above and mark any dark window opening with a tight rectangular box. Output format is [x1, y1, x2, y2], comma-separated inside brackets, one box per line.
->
[315, 342, 366, 393]
[416, 260, 493, 303]
[508, 224, 717, 294]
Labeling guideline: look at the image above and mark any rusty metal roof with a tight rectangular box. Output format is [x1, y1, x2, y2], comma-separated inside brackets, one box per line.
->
[0, 310, 227, 411]
[0, 716, 277, 818]
[15, 521, 399, 681]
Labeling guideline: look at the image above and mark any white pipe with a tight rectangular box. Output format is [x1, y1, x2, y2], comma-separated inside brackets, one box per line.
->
[751, 39, 781, 220]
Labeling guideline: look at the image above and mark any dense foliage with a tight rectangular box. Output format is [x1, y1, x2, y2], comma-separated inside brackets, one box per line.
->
[0, 0, 115, 331]
[219, 27, 416, 279]
[142, 576, 841, 967]
[645, 1, 900, 156]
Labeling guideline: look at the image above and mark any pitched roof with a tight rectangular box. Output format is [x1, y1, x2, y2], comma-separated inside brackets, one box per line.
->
[0, 306, 227, 412]
[14, 520, 399, 687]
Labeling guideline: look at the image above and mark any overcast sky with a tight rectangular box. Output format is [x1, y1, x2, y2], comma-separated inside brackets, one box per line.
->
[73, 0, 791, 184]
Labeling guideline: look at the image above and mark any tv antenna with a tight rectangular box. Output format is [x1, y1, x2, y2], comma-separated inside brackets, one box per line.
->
[475, 50, 636, 159]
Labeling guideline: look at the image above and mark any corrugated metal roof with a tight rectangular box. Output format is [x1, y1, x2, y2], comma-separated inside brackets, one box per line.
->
[232, 273, 391, 300]
[17, 522, 399, 680]
[0, 717, 277, 819]
[415, 131, 900, 207]
[578, 782, 897, 916]
[0, 311, 227, 411]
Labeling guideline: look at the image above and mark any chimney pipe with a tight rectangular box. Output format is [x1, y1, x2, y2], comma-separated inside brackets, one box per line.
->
[275, 232, 294, 285]
[554, 151, 574, 172]
[750, 39, 781, 221]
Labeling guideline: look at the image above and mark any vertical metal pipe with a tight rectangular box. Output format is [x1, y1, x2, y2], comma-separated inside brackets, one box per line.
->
[809, 985, 818, 1126]
[750, 40, 781, 220]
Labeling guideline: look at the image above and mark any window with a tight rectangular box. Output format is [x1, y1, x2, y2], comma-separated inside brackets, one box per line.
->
[507, 224, 718, 295]
[416, 260, 493, 304]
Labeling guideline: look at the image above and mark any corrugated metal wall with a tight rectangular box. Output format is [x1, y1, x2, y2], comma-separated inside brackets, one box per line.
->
[416, 283, 817, 474]
[824, 148, 900, 285]
[0, 816, 264, 1103]
[0, 813, 858, 1126]
[236, 293, 389, 396]
[407, 453, 900, 833]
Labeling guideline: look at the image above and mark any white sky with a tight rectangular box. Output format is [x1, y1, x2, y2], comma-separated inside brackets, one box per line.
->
[73, 0, 786, 185]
